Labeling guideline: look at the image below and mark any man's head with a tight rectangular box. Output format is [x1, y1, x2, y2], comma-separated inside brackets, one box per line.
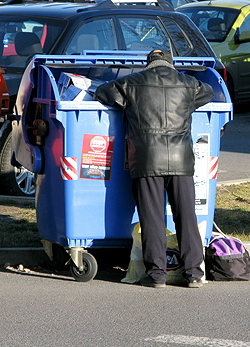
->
[146, 49, 173, 66]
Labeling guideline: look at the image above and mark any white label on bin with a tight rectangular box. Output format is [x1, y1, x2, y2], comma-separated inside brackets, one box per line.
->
[60, 157, 77, 180]
[165, 134, 210, 217]
[193, 134, 210, 215]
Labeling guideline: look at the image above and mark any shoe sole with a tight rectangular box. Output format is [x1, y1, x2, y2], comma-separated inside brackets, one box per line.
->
[188, 282, 203, 288]
[140, 282, 167, 289]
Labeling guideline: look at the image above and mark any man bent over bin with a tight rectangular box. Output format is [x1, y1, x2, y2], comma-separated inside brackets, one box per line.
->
[94, 50, 214, 288]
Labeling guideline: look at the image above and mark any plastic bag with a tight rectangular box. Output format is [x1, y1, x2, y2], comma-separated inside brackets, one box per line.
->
[121, 223, 186, 285]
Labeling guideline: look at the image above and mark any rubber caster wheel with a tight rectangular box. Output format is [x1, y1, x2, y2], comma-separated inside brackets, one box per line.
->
[70, 252, 98, 282]
[44, 244, 68, 270]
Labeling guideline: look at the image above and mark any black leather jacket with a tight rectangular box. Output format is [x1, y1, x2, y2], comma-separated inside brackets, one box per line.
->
[94, 60, 214, 178]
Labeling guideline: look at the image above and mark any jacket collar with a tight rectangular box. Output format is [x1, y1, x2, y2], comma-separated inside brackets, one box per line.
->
[145, 60, 174, 70]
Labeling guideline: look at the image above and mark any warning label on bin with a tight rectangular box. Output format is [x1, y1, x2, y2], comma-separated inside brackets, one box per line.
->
[209, 156, 218, 180]
[80, 134, 115, 180]
[60, 157, 78, 180]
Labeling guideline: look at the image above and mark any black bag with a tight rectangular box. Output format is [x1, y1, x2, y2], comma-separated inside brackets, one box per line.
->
[205, 232, 250, 281]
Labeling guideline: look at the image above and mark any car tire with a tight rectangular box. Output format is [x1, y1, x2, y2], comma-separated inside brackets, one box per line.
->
[0, 132, 36, 196]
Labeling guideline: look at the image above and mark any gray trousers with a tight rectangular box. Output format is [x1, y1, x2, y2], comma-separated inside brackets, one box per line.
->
[132, 176, 204, 283]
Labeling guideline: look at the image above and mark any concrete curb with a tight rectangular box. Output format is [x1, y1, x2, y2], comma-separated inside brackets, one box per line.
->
[0, 248, 46, 268]
[217, 179, 250, 187]
[1, 243, 250, 269]
[0, 195, 35, 202]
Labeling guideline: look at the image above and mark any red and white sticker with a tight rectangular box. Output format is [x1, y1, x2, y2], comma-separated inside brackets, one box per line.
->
[209, 156, 218, 179]
[60, 157, 77, 180]
[80, 134, 115, 181]
[90, 136, 107, 153]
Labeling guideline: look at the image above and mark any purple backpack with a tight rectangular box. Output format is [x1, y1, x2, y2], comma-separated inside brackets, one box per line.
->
[205, 234, 250, 281]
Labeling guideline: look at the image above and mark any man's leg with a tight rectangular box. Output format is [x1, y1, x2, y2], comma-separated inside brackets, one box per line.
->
[132, 177, 167, 284]
[165, 176, 204, 282]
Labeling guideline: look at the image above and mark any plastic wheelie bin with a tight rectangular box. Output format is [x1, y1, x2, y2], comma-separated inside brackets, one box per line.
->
[11, 52, 232, 281]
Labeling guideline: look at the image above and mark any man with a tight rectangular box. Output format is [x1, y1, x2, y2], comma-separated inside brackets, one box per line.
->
[94, 49, 214, 288]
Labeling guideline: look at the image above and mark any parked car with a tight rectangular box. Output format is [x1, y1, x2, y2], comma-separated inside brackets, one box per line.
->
[176, 0, 250, 103]
[0, 0, 226, 195]
[0, 68, 9, 115]
[0, 68, 36, 196]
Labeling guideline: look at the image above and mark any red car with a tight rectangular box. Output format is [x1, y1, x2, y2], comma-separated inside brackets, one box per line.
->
[0, 68, 9, 116]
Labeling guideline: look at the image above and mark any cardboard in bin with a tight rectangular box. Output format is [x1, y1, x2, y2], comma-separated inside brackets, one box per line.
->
[58, 72, 103, 101]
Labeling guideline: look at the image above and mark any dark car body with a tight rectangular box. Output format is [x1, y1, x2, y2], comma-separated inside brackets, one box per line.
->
[0, 0, 225, 103]
[0, 0, 225, 196]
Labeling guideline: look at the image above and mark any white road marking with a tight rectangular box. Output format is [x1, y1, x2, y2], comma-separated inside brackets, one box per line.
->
[144, 334, 250, 346]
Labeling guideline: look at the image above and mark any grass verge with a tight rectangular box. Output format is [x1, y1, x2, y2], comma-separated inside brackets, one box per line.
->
[214, 182, 250, 242]
[0, 198, 41, 248]
[0, 182, 250, 248]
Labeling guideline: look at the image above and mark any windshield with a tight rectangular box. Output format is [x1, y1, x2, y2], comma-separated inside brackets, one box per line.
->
[0, 17, 66, 69]
[178, 7, 240, 42]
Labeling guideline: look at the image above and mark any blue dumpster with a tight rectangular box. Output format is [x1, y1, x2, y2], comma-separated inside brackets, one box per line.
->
[11, 52, 232, 281]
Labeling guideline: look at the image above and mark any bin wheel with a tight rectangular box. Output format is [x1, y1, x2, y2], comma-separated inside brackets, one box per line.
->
[70, 252, 98, 282]
[44, 244, 67, 271]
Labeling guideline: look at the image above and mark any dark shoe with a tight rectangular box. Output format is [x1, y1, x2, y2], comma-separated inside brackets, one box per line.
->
[187, 279, 203, 288]
[140, 276, 166, 289]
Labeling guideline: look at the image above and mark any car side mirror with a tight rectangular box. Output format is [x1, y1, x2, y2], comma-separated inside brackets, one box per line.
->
[235, 27, 250, 44]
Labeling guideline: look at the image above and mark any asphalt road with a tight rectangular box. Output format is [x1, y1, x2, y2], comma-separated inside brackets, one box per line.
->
[0, 266, 250, 347]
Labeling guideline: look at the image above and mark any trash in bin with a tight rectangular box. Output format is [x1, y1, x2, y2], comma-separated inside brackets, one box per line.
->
[11, 52, 232, 281]
[57, 72, 100, 101]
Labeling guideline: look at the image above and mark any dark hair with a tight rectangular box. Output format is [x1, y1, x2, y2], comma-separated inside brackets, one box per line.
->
[147, 49, 173, 65]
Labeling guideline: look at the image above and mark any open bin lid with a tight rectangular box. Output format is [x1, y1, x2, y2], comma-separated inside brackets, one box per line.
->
[12, 51, 232, 174]
[30, 51, 230, 107]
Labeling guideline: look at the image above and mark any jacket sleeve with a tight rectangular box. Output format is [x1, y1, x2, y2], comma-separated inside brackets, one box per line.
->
[94, 80, 127, 109]
[194, 80, 214, 109]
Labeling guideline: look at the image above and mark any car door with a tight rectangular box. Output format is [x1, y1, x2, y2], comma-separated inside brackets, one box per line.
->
[236, 12, 250, 99]
[64, 17, 118, 54]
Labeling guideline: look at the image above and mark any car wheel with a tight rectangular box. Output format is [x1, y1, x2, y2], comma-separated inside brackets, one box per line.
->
[0, 132, 36, 196]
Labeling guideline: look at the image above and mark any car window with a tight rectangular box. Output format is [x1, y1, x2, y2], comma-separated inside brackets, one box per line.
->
[162, 14, 215, 57]
[65, 18, 117, 54]
[118, 17, 171, 52]
[240, 14, 250, 34]
[178, 7, 239, 42]
[161, 17, 192, 56]
[0, 17, 66, 68]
